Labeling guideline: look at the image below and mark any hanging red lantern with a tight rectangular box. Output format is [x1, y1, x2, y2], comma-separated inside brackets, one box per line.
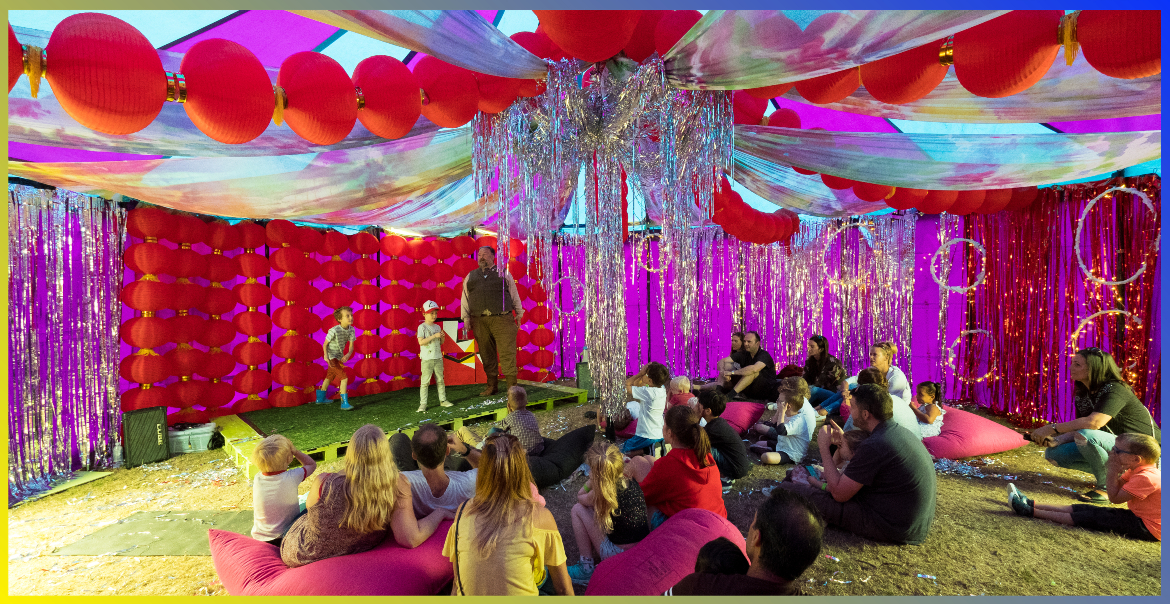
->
[953, 11, 1063, 98]
[205, 255, 238, 283]
[273, 334, 301, 360]
[431, 262, 455, 284]
[321, 285, 355, 309]
[732, 91, 769, 125]
[404, 238, 432, 260]
[516, 329, 532, 349]
[237, 221, 266, 249]
[278, 51, 357, 145]
[323, 259, 354, 283]
[653, 10, 702, 58]
[414, 56, 479, 129]
[120, 353, 175, 385]
[233, 310, 272, 337]
[273, 360, 308, 386]
[916, 190, 959, 214]
[453, 257, 479, 278]
[269, 388, 303, 408]
[451, 235, 478, 256]
[475, 72, 521, 114]
[169, 314, 206, 343]
[8, 23, 21, 93]
[353, 283, 380, 306]
[1007, 186, 1041, 211]
[204, 380, 236, 409]
[233, 340, 273, 367]
[350, 231, 379, 255]
[350, 334, 379, 356]
[860, 39, 949, 105]
[124, 242, 176, 276]
[169, 379, 207, 410]
[167, 213, 209, 247]
[948, 190, 987, 215]
[622, 10, 665, 63]
[384, 333, 414, 354]
[382, 283, 410, 305]
[380, 234, 408, 256]
[354, 309, 381, 331]
[300, 285, 321, 310]
[121, 280, 173, 312]
[266, 219, 299, 248]
[320, 230, 348, 256]
[410, 287, 434, 309]
[528, 283, 548, 304]
[294, 336, 321, 363]
[197, 287, 237, 316]
[975, 188, 1015, 214]
[795, 67, 861, 104]
[764, 108, 801, 129]
[299, 256, 321, 281]
[44, 13, 166, 135]
[475, 235, 498, 251]
[820, 174, 857, 190]
[508, 32, 552, 97]
[853, 182, 894, 202]
[433, 284, 458, 307]
[232, 395, 272, 414]
[534, 10, 642, 63]
[531, 327, 556, 347]
[886, 187, 927, 210]
[746, 82, 795, 100]
[233, 369, 272, 395]
[206, 221, 242, 252]
[271, 276, 309, 303]
[201, 349, 237, 380]
[508, 238, 527, 258]
[533, 350, 556, 369]
[353, 357, 380, 380]
[516, 349, 534, 368]
[126, 207, 170, 240]
[181, 38, 273, 144]
[233, 281, 272, 308]
[321, 313, 339, 332]
[528, 306, 552, 325]
[120, 316, 173, 350]
[235, 252, 270, 278]
[298, 312, 321, 335]
[428, 238, 453, 260]
[297, 226, 323, 254]
[380, 259, 408, 282]
[169, 280, 206, 311]
[1077, 11, 1161, 79]
[197, 318, 237, 349]
[121, 385, 169, 412]
[166, 344, 206, 377]
[353, 257, 380, 281]
[381, 307, 411, 330]
[352, 55, 421, 140]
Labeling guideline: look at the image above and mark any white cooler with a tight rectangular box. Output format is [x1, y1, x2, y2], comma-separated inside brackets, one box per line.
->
[167, 422, 217, 455]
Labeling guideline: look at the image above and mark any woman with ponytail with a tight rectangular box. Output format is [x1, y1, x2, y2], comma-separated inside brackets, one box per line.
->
[565, 443, 650, 584]
[911, 382, 946, 439]
[632, 405, 727, 530]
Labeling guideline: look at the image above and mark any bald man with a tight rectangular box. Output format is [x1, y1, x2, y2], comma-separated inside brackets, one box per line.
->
[460, 246, 525, 396]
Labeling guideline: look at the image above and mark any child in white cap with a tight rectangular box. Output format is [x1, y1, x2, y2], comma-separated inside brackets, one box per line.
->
[418, 300, 452, 412]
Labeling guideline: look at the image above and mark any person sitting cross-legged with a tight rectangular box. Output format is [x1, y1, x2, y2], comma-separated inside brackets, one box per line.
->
[697, 390, 751, 486]
[778, 384, 937, 545]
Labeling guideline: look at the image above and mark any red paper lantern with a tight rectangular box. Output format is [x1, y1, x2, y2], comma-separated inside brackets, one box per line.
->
[232, 395, 272, 414]
[353, 55, 421, 140]
[380, 234, 408, 256]
[404, 238, 432, 260]
[120, 385, 168, 412]
[121, 280, 173, 312]
[1007, 186, 1041, 211]
[126, 207, 170, 240]
[270, 247, 303, 274]
[120, 353, 174, 384]
[453, 257, 479, 278]
[527, 283, 548, 304]
[532, 350, 556, 369]
[433, 284, 457, 308]
[475, 235, 498, 251]
[167, 407, 212, 427]
[515, 329, 532, 349]
[299, 312, 321, 335]
[353, 257, 380, 281]
[198, 287, 237, 317]
[124, 242, 176, 276]
[975, 188, 1015, 214]
[916, 190, 959, 214]
[233, 340, 273, 367]
[299, 257, 321, 281]
[451, 235, 478, 256]
[859, 39, 949, 105]
[171, 248, 208, 280]
[421, 238, 450, 260]
[886, 187, 928, 210]
[279, 51, 357, 145]
[792, 165, 819, 176]
[321, 314, 339, 332]
[181, 38, 272, 144]
[732, 91, 769, 125]
[165, 344, 206, 376]
[948, 190, 987, 216]
[382, 283, 410, 305]
[384, 333, 413, 354]
[509, 32, 552, 97]
[266, 219, 298, 247]
[531, 327, 555, 347]
[853, 182, 894, 202]
[269, 388, 303, 408]
[820, 174, 857, 190]
[528, 306, 552, 325]
[273, 360, 308, 386]
[622, 10, 665, 63]
[508, 259, 527, 280]
[294, 336, 321, 363]
[516, 349, 533, 368]
[233, 311, 272, 337]
[953, 11, 1062, 98]
[352, 283, 380, 306]
[653, 10, 702, 58]
[795, 67, 861, 104]
[1077, 11, 1161, 79]
[233, 369, 272, 395]
[354, 357, 381, 380]
[380, 308, 409, 330]
[431, 262, 456, 284]
[349, 231, 379, 255]
[45, 13, 166, 135]
[8, 23, 21, 93]
[297, 226, 323, 254]
[168, 314, 205, 344]
[354, 308, 381, 331]
[764, 108, 801, 129]
[206, 222, 242, 252]
[747, 82, 795, 100]
[322, 285, 355, 309]
[272, 276, 309, 302]
[321, 230, 349, 256]
[204, 380, 236, 408]
[409, 287, 434, 309]
[200, 349, 236, 380]
[237, 221, 266, 250]
[518, 369, 536, 381]
[233, 281, 271, 308]
[169, 379, 207, 410]
[379, 259, 406, 282]
[236, 252, 270, 278]
[535, 10, 641, 63]
[197, 318, 237, 349]
[120, 316, 172, 350]
[354, 333, 381, 355]
[414, 56, 479, 129]
[475, 72, 521, 114]
[322, 259, 353, 283]
[205, 255, 237, 283]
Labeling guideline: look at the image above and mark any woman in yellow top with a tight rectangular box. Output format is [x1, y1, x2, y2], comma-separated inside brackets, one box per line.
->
[443, 433, 573, 595]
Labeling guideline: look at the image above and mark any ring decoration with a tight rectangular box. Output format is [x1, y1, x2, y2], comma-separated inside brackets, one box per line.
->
[945, 328, 997, 383]
[552, 275, 586, 316]
[637, 233, 669, 274]
[930, 238, 987, 293]
[1074, 187, 1159, 286]
[1067, 309, 1143, 369]
[821, 222, 876, 288]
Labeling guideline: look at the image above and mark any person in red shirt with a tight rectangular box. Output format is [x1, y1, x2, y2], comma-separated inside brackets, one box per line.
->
[1008, 432, 1160, 541]
[631, 405, 727, 529]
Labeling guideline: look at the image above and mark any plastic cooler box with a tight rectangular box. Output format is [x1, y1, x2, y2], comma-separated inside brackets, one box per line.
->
[168, 423, 218, 455]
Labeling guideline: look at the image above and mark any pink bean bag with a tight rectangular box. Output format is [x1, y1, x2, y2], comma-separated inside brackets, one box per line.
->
[720, 401, 767, 435]
[209, 520, 454, 595]
[585, 508, 746, 596]
[922, 406, 1028, 460]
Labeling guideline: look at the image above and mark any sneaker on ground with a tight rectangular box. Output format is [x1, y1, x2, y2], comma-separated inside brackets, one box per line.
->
[439, 401, 453, 407]
[417, 405, 427, 412]
[567, 563, 595, 584]
[340, 402, 354, 411]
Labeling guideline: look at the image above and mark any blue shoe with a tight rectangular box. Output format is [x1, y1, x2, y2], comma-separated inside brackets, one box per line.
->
[315, 389, 329, 404]
[340, 394, 353, 411]
[567, 562, 595, 584]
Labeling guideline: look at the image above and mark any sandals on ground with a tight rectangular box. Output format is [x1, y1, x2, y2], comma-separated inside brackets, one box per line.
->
[1076, 489, 1108, 503]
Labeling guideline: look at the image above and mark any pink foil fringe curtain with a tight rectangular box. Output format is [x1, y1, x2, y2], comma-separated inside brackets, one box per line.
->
[9, 185, 125, 501]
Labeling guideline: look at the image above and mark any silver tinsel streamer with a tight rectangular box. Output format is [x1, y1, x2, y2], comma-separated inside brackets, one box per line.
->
[935, 212, 963, 397]
[9, 186, 125, 500]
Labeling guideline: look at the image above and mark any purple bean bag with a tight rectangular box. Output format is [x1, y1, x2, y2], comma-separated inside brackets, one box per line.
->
[720, 401, 767, 435]
[922, 406, 1029, 460]
[209, 520, 453, 595]
[585, 508, 746, 596]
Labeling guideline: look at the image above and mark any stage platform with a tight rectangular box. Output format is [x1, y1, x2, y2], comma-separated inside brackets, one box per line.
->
[214, 380, 589, 480]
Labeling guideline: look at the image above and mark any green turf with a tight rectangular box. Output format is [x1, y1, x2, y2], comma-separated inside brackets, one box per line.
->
[242, 384, 577, 451]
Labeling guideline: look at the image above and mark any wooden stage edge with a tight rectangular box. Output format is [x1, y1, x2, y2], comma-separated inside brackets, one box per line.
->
[214, 380, 589, 480]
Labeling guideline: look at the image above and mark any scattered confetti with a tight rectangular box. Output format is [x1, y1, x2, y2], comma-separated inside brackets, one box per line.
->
[825, 555, 840, 562]
[917, 574, 937, 580]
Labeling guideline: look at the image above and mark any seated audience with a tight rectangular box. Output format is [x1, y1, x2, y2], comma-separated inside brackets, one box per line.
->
[627, 405, 727, 528]
[846, 341, 911, 402]
[668, 488, 825, 595]
[667, 376, 697, 410]
[696, 391, 752, 483]
[389, 423, 544, 517]
[444, 433, 573, 595]
[1029, 348, 1161, 503]
[622, 362, 670, 455]
[457, 386, 544, 455]
[750, 377, 818, 466]
[250, 435, 316, 549]
[567, 443, 651, 584]
[1009, 433, 1160, 542]
[844, 368, 920, 437]
[911, 381, 946, 439]
[693, 536, 750, 576]
[281, 425, 451, 567]
[722, 331, 778, 402]
[803, 335, 847, 416]
[780, 385, 937, 545]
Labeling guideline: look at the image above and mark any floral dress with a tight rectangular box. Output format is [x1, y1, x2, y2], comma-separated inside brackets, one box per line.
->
[917, 404, 947, 439]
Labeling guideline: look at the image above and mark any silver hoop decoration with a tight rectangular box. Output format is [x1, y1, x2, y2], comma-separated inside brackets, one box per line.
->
[945, 329, 997, 383]
[552, 275, 585, 316]
[638, 233, 669, 273]
[1074, 187, 1159, 286]
[822, 222, 874, 288]
[1067, 310, 1143, 369]
[930, 238, 987, 293]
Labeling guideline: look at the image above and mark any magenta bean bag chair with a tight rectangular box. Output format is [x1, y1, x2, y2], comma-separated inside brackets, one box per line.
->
[585, 508, 746, 596]
[209, 520, 454, 595]
[922, 406, 1029, 460]
[720, 401, 767, 435]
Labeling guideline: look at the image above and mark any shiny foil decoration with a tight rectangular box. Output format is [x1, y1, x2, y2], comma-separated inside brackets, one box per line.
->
[9, 185, 125, 500]
[933, 212, 963, 400]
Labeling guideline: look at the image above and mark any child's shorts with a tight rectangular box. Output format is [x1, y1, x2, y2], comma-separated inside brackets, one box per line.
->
[325, 358, 348, 386]
[620, 435, 662, 454]
[1071, 504, 1158, 541]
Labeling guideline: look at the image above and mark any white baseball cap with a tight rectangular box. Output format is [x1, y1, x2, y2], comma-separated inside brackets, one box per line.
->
[422, 300, 440, 312]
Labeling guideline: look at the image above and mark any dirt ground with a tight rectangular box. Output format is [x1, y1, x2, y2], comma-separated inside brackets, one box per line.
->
[7, 397, 1161, 596]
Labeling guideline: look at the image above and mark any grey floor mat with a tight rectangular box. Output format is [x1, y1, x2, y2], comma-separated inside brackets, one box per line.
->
[50, 510, 254, 556]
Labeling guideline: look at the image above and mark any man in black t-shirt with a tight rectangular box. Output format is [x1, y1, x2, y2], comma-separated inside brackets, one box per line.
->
[722, 331, 777, 402]
[779, 384, 937, 545]
[668, 488, 824, 595]
[698, 391, 751, 481]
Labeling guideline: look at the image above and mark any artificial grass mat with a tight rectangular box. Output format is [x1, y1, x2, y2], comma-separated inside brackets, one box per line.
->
[242, 384, 576, 451]
[50, 510, 254, 556]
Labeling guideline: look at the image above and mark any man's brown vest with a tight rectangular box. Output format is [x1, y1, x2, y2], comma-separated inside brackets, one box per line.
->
[465, 267, 514, 315]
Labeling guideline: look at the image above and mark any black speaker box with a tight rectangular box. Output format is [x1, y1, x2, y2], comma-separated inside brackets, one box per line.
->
[123, 407, 170, 468]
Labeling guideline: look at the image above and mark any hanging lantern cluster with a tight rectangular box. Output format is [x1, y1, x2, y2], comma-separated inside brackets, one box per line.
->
[708, 176, 801, 245]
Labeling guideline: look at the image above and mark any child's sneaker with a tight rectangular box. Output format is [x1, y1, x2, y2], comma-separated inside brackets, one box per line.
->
[439, 401, 453, 407]
[417, 403, 427, 413]
[315, 389, 329, 404]
[567, 561, 595, 584]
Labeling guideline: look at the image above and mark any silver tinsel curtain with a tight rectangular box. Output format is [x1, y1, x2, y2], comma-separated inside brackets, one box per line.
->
[9, 185, 124, 501]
